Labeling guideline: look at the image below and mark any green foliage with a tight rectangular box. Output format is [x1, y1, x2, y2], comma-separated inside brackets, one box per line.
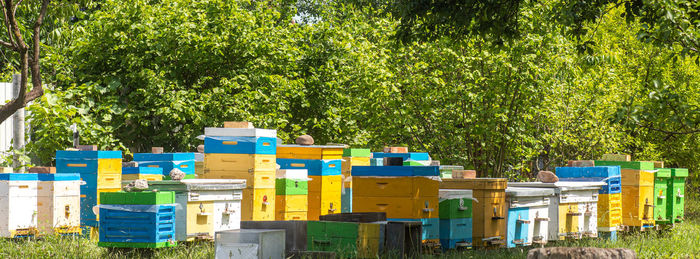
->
[18, 0, 699, 181]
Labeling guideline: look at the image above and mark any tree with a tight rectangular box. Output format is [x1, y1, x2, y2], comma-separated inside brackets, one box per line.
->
[0, 0, 50, 123]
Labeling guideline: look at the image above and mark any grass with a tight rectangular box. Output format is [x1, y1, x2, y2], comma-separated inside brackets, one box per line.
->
[2, 195, 699, 258]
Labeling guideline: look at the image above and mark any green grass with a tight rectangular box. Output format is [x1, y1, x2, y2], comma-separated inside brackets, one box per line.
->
[2, 194, 699, 258]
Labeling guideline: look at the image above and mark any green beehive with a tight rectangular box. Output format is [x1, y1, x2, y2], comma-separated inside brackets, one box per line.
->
[653, 168, 671, 224]
[594, 161, 654, 170]
[275, 178, 309, 195]
[307, 221, 359, 256]
[668, 168, 688, 223]
[100, 191, 176, 205]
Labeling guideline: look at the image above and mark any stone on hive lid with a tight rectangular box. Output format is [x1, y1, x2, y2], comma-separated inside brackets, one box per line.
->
[295, 135, 314, 145]
[536, 171, 558, 183]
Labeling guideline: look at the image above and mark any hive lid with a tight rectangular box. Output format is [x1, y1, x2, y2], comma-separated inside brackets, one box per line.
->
[594, 160, 654, 170]
[146, 179, 247, 191]
[654, 168, 672, 178]
[342, 148, 371, 157]
[0, 173, 39, 181]
[100, 191, 175, 205]
[505, 187, 555, 197]
[276, 169, 308, 179]
[439, 189, 473, 199]
[350, 166, 440, 177]
[133, 153, 195, 162]
[670, 168, 689, 178]
[507, 181, 605, 191]
[38, 173, 80, 181]
[56, 150, 122, 159]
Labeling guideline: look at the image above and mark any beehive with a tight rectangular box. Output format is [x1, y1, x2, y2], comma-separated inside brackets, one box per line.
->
[438, 189, 473, 249]
[0, 173, 39, 237]
[122, 167, 163, 181]
[145, 179, 245, 241]
[653, 168, 671, 224]
[276, 169, 309, 221]
[202, 127, 278, 221]
[133, 153, 195, 180]
[56, 150, 122, 227]
[505, 187, 554, 248]
[620, 168, 655, 228]
[307, 221, 359, 257]
[555, 166, 622, 234]
[37, 173, 81, 235]
[353, 166, 440, 243]
[441, 178, 507, 247]
[98, 191, 177, 248]
[341, 148, 371, 213]
[669, 168, 688, 223]
[277, 144, 344, 220]
[508, 182, 604, 241]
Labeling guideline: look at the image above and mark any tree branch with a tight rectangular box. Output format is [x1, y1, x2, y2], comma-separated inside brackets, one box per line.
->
[0, 39, 14, 49]
[1, 0, 13, 47]
[639, 123, 700, 135]
[27, 0, 50, 102]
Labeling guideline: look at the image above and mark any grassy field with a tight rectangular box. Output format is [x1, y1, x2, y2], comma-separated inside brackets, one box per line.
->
[2, 194, 698, 258]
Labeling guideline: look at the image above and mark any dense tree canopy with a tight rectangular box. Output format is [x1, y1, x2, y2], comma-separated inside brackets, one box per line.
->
[1, 0, 695, 178]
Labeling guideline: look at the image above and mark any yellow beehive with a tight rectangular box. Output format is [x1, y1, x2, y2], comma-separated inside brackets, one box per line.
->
[203, 154, 276, 172]
[96, 158, 122, 173]
[308, 175, 343, 193]
[598, 193, 622, 228]
[620, 169, 655, 227]
[240, 188, 275, 221]
[200, 170, 276, 189]
[276, 145, 344, 160]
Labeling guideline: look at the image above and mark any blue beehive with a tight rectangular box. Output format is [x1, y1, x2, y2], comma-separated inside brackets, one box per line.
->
[370, 158, 383, 166]
[98, 191, 177, 248]
[276, 159, 342, 176]
[204, 136, 276, 154]
[439, 218, 473, 249]
[350, 166, 440, 177]
[133, 153, 195, 179]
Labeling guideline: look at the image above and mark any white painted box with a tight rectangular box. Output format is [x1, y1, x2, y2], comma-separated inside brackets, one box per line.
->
[37, 173, 81, 235]
[0, 174, 39, 237]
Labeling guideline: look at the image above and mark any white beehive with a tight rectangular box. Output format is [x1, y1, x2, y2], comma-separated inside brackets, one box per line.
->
[508, 181, 604, 241]
[505, 187, 555, 247]
[0, 173, 39, 237]
[37, 173, 81, 235]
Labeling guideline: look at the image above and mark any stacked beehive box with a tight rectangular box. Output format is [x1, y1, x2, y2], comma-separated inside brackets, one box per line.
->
[595, 160, 655, 230]
[505, 187, 554, 247]
[438, 165, 464, 179]
[56, 150, 122, 228]
[145, 179, 246, 241]
[341, 148, 371, 213]
[277, 144, 344, 220]
[0, 173, 39, 237]
[215, 229, 285, 259]
[37, 173, 81, 235]
[555, 166, 622, 238]
[509, 182, 604, 241]
[441, 178, 507, 248]
[98, 191, 177, 248]
[133, 153, 195, 180]
[438, 189, 473, 249]
[200, 126, 278, 221]
[352, 166, 440, 244]
[276, 169, 309, 220]
[122, 167, 163, 181]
